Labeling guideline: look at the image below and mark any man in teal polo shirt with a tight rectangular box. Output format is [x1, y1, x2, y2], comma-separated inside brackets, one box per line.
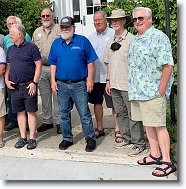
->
[49, 16, 97, 152]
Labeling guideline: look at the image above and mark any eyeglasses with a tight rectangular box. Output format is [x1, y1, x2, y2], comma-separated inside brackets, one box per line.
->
[133, 17, 145, 22]
[41, 14, 50, 18]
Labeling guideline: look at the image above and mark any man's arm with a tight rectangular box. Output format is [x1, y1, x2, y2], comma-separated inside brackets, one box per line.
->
[4, 63, 15, 89]
[159, 64, 173, 96]
[0, 64, 5, 77]
[105, 63, 111, 96]
[86, 62, 94, 93]
[27, 59, 42, 96]
[50, 64, 58, 92]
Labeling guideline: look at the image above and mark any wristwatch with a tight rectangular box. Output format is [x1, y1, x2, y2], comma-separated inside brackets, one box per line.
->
[32, 81, 38, 86]
[106, 79, 110, 82]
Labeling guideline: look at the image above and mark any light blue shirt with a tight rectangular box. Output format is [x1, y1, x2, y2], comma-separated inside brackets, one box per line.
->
[128, 26, 174, 100]
[89, 27, 115, 83]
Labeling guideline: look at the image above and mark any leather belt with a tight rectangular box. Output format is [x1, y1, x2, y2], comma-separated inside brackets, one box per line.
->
[57, 78, 86, 84]
[17, 80, 33, 87]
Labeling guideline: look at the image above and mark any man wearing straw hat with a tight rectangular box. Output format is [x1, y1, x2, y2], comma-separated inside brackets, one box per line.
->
[104, 9, 147, 156]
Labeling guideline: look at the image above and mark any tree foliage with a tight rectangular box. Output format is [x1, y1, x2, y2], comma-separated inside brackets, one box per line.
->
[103, 0, 177, 65]
[0, 0, 52, 36]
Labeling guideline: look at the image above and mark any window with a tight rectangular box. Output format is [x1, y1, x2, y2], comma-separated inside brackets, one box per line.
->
[86, 0, 107, 15]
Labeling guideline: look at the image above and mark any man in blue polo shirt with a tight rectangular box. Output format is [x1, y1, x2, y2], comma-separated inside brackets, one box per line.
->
[49, 16, 97, 152]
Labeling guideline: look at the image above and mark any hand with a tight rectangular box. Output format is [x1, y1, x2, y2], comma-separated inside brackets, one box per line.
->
[86, 79, 94, 93]
[51, 81, 58, 92]
[6, 80, 16, 89]
[27, 83, 37, 96]
[158, 86, 166, 97]
[105, 82, 111, 96]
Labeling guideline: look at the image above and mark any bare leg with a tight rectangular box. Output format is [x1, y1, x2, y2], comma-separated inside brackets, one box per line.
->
[0, 116, 5, 139]
[94, 104, 103, 130]
[17, 111, 27, 139]
[153, 126, 173, 175]
[138, 126, 161, 163]
[27, 112, 37, 139]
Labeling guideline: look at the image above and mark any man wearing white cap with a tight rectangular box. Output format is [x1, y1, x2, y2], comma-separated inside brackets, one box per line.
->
[104, 9, 146, 156]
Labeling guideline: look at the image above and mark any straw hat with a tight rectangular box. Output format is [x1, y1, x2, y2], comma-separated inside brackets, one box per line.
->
[107, 9, 132, 25]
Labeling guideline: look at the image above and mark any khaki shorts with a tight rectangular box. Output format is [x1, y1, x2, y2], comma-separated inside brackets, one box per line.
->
[0, 88, 6, 117]
[131, 96, 167, 127]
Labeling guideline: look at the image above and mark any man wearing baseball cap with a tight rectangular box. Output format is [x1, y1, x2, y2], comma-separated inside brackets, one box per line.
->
[104, 9, 147, 156]
[48, 16, 97, 152]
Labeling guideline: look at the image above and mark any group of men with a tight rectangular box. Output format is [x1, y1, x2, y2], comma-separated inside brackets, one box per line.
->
[0, 6, 176, 177]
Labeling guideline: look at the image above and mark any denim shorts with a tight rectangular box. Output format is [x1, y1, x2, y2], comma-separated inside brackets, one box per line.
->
[10, 85, 38, 113]
[131, 96, 167, 127]
[88, 83, 113, 108]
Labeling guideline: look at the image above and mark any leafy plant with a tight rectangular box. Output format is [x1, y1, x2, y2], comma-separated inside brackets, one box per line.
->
[0, 0, 52, 36]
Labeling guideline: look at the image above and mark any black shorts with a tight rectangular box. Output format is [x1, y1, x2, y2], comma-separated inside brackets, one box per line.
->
[88, 83, 114, 108]
[10, 85, 38, 113]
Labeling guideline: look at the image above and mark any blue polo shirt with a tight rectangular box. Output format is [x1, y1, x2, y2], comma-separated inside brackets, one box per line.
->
[48, 34, 98, 81]
[6, 40, 41, 83]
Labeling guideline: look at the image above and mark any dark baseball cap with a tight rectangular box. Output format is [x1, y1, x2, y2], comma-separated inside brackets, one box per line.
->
[60, 16, 75, 26]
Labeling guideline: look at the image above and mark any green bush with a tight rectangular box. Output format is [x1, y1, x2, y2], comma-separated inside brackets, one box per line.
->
[0, 0, 52, 36]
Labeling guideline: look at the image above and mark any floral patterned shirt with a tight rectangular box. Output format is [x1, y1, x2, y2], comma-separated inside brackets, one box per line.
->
[128, 26, 174, 100]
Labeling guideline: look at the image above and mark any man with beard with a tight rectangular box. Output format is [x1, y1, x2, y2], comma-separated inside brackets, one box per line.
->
[48, 16, 97, 152]
[32, 7, 61, 134]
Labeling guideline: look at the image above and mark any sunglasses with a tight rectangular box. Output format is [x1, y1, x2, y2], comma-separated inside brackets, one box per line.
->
[133, 17, 145, 22]
[41, 14, 50, 18]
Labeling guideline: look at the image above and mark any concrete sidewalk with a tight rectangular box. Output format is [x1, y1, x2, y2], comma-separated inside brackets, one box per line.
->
[0, 96, 178, 180]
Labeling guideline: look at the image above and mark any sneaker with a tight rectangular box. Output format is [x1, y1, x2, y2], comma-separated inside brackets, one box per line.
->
[14, 138, 27, 149]
[4, 122, 18, 131]
[27, 139, 37, 150]
[0, 138, 5, 148]
[128, 146, 148, 157]
[85, 138, 96, 152]
[37, 123, 53, 132]
[59, 140, 73, 150]
[114, 140, 129, 149]
[56, 124, 61, 134]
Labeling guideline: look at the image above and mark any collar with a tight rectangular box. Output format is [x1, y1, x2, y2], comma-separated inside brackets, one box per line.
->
[136, 26, 154, 38]
[14, 39, 26, 48]
[96, 27, 108, 36]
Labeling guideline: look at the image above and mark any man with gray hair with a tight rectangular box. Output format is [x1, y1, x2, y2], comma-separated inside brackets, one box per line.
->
[88, 11, 120, 142]
[128, 6, 176, 177]
[32, 7, 61, 134]
[4, 15, 32, 132]
[5, 23, 42, 150]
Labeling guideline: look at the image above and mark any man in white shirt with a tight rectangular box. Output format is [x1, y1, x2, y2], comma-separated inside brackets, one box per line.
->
[88, 11, 120, 142]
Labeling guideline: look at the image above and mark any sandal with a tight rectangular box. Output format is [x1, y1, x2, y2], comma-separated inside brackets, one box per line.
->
[115, 131, 124, 143]
[137, 154, 162, 165]
[95, 128, 105, 139]
[152, 161, 177, 177]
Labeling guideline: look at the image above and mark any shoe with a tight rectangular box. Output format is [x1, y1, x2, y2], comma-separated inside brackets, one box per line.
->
[114, 140, 129, 149]
[95, 128, 105, 138]
[59, 140, 73, 150]
[37, 123, 53, 132]
[4, 122, 18, 131]
[128, 146, 148, 157]
[14, 138, 27, 149]
[56, 124, 61, 134]
[0, 138, 5, 148]
[85, 138, 96, 152]
[137, 154, 163, 165]
[27, 139, 37, 150]
[152, 161, 177, 177]
[115, 131, 124, 143]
